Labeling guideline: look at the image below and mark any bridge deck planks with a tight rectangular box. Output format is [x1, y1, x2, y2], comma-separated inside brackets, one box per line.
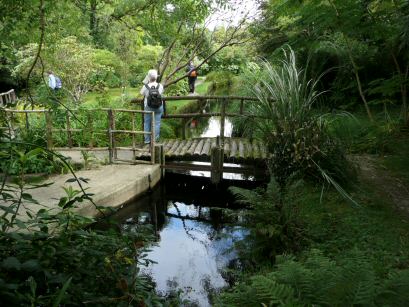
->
[113, 137, 267, 163]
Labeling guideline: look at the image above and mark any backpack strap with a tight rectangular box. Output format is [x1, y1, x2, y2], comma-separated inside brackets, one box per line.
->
[144, 83, 160, 90]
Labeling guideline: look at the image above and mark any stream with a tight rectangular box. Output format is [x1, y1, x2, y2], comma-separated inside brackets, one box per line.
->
[112, 174, 260, 306]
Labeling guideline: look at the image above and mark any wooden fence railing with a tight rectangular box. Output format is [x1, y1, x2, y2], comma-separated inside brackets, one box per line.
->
[0, 108, 156, 165]
[0, 89, 17, 107]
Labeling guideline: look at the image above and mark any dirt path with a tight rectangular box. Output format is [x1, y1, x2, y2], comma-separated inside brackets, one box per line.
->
[195, 77, 205, 87]
[352, 155, 409, 216]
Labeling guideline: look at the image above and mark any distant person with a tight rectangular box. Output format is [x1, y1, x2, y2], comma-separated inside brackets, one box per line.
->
[140, 69, 164, 144]
[48, 71, 56, 91]
[48, 71, 62, 92]
[186, 61, 198, 93]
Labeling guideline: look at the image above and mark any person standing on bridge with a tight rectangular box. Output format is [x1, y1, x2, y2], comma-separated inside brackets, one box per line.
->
[140, 69, 164, 144]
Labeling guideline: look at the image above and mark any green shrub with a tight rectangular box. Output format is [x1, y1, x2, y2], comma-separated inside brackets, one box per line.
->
[129, 45, 163, 87]
[0, 147, 169, 306]
[160, 121, 176, 139]
[164, 79, 189, 96]
[220, 249, 409, 306]
[244, 47, 353, 186]
[206, 71, 236, 95]
[327, 113, 400, 154]
[229, 177, 305, 264]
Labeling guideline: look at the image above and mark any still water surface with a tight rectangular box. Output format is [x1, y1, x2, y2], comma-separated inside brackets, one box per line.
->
[114, 175, 254, 306]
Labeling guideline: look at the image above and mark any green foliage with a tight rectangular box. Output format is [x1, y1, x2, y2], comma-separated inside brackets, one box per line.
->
[229, 177, 304, 264]
[12, 36, 106, 103]
[204, 45, 250, 75]
[0, 142, 169, 306]
[253, 0, 409, 119]
[160, 121, 177, 139]
[129, 45, 163, 87]
[327, 112, 400, 154]
[0, 147, 62, 175]
[91, 49, 124, 89]
[0, 219, 158, 306]
[206, 71, 236, 95]
[220, 249, 409, 306]
[243, 48, 352, 186]
[164, 78, 189, 96]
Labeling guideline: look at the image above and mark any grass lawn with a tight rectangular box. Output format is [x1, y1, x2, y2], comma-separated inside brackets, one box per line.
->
[82, 87, 140, 106]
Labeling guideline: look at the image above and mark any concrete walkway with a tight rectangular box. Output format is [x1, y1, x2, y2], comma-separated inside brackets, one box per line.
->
[3, 164, 160, 222]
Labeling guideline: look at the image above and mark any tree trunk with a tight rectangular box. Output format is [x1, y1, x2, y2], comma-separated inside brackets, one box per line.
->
[90, 0, 98, 45]
[403, 65, 409, 126]
[345, 36, 374, 122]
[391, 51, 409, 126]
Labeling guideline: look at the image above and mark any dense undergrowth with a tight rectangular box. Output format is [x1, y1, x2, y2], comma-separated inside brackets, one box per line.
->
[219, 175, 409, 306]
[0, 139, 184, 306]
[216, 50, 409, 306]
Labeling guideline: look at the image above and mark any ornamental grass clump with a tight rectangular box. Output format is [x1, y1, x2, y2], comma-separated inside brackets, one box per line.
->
[248, 48, 352, 187]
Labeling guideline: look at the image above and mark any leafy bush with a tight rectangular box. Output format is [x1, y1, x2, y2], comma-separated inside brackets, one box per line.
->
[229, 177, 304, 265]
[160, 121, 176, 139]
[204, 45, 248, 75]
[220, 249, 409, 306]
[164, 79, 189, 96]
[206, 71, 236, 95]
[243, 48, 353, 186]
[91, 49, 124, 89]
[0, 147, 63, 175]
[0, 146, 167, 306]
[327, 113, 400, 154]
[129, 45, 163, 87]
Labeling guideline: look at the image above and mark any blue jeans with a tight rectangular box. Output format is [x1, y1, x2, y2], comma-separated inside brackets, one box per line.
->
[144, 104, 163, 144]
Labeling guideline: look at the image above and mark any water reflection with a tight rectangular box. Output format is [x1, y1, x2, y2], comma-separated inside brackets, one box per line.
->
[200, 117, 233, 138]
[186, 161, 257, 181]
[119, 187, 247, 306]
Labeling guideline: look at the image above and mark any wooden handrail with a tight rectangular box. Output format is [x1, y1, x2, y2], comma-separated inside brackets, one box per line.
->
[1, 109, 49, 113]
[131, 95, 260, 103]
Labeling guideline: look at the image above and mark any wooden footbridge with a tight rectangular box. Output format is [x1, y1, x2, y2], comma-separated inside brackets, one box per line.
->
[1, 91, 268, 182]
[135, 137, 268, 163]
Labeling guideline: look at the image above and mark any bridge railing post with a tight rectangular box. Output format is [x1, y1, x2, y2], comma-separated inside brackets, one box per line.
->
[140, 100, 145, 144]
[154, 144, 165, 179]
[87, 113, 94, 148]
[132, 112, 136, 161]
[66, 112, 73, 148]
[211, 146, 223, 184]
[107, 109, 114, 164]
[45, 111, 53, 150]
[150, 111, 155, 164]
[220, 98, 227, 148]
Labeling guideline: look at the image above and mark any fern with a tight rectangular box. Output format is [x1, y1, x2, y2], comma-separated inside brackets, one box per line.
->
[229, 176, 305, 263]
[220, 275, 301, 307]
[250, 275, 300, 306]
[228, 186, 262, 206]
[376, 270, 409, 306]
[220, 249, 409, 306]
